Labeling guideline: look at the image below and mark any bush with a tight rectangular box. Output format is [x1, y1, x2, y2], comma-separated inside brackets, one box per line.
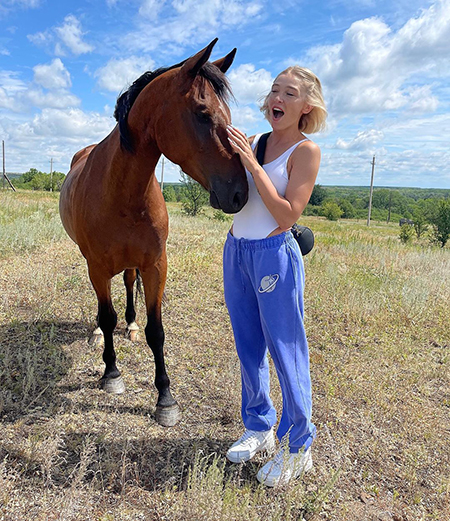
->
[321, 201, 343, 221]
[179, 172, 209, 216]
[399, 224, 414, 244]
[163, 185, 177, 202]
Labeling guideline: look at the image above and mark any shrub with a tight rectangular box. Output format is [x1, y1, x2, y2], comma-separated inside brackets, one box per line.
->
[399, 223, 414, 244]
[321, 201, 343, 221]
[163, 185, 177, 202]
[179, 171, 208, 216]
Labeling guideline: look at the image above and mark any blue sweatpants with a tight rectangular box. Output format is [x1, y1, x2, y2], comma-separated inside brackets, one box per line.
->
[223, 231, 315, 453]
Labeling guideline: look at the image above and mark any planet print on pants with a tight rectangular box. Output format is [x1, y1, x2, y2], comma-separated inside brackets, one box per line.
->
[258, 274, 279, 293]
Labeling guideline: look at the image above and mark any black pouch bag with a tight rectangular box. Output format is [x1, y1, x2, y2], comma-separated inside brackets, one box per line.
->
[255, 132, 314, 256]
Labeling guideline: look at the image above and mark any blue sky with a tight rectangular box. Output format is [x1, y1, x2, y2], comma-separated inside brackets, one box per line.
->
[1, 0, 450, 188]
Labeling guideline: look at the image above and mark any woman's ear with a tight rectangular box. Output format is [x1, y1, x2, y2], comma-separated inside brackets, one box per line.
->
[302, 104, 313, 114]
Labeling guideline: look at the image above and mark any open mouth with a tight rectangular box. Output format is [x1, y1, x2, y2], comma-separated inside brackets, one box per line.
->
[272, 108, 284, 120]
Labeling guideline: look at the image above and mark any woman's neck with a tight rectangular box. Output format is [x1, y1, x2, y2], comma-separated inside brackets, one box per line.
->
[269, 127, 305, 147]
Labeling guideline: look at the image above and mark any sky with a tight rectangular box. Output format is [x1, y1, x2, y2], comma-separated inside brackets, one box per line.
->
[1, 0, 450, 188]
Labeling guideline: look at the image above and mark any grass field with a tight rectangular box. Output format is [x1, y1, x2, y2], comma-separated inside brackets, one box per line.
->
[0, 190, 449, 521]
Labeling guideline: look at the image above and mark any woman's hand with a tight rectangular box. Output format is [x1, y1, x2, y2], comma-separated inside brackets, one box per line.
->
[227, 125, 258, 172]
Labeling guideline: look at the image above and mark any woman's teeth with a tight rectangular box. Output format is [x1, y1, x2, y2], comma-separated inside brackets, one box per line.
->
[273, 108, 284, 119]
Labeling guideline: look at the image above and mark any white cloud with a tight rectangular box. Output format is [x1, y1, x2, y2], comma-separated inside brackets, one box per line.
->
[124, 0, 263, 53]
[335, 129, 385, 150]
[1, 108, 115, 172]
[299, 2, 450, 118]
[139, 0, 166, 20]
[28, 108, 112, 138]
[228, 64, 273, 105]
[33, 58, 71, 90]
[0, 0, 40, 16]
[55, 15, 94, 55]
[95, 56, 155, 93]
[230, 105, 261, 131]
[0, 70, 27, 94]
[23, 89, 80, 110]
[28, 15, 94, 56]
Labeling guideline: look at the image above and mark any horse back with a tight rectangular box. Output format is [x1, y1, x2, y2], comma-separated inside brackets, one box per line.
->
[70, 144, 97, 169]
[59, 144, 97, 245]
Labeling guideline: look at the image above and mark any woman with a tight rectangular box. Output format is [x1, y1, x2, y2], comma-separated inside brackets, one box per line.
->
[224, 66, 327, 487]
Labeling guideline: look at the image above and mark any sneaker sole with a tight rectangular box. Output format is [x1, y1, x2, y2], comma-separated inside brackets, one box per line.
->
[226, 436, 276, 464]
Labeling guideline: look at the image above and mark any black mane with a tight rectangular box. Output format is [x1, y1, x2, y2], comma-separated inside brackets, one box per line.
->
[114, 61, 232, 153]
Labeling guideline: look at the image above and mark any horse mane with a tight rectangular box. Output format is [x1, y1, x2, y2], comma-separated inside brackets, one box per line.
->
[114, 61, 232, 153]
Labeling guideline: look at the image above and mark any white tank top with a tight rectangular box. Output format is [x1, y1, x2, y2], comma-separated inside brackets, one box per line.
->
[232, 133, 309, 239]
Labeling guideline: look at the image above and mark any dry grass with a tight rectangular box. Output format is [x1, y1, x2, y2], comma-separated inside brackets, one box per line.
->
[0, 191, 449, 520]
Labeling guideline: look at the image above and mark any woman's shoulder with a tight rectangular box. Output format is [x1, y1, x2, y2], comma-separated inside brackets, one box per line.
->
[287, 138, 321, 177]
[292, 138, 321, 160]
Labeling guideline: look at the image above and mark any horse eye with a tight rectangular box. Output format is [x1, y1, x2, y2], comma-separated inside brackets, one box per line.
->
[196, 112, 211, 124]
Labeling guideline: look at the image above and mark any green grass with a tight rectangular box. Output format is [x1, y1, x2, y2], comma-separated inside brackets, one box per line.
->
[0, 190, 449, 520]
[0, 190, 66, 258]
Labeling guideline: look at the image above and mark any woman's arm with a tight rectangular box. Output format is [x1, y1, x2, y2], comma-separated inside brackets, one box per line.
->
[227, 125, 321, 230]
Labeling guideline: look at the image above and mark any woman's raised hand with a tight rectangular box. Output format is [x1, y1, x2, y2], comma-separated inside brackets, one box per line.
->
[227, 125, 257, 172]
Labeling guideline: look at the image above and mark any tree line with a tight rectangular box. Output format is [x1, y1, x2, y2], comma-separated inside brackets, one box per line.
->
[10, 169, 450, 247]
[12, 168, 65, 191]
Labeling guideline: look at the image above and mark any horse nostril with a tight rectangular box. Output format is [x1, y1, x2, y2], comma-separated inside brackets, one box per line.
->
[233, 191, 244, 211]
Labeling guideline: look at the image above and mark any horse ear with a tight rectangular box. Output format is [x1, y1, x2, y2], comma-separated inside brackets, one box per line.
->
[212, 48, 237, 73]
[181, 38, 218, 78]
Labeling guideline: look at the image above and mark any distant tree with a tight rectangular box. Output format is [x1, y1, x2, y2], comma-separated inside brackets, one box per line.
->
[51, 171, 66, 191]
[430, 199, 450, 248]
[179, 171, 208, 216]
[309, 184, 327, 206]
[338, 199, 355, 218]
[372, 189, 391, 209]
[412, 203, 429, 239]
[30, 172, 47, 191]
[22, 168, 41, 184]
[163, 185, 177, 202]
[321, 201, 343, 221]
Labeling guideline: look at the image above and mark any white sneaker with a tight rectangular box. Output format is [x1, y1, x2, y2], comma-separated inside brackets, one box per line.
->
[226, 429, 275, 463]
[256, 446, 313, 487]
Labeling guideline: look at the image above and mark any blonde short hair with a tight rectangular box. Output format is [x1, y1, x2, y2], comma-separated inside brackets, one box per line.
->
[261, 66, 327, 134]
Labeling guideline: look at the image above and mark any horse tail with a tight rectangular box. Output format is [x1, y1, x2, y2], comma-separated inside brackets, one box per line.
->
[135, 269, 143, 307]
[135, 269, 167, 306]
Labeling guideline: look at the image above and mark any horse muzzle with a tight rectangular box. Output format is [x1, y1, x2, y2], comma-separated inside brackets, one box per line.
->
[209, 176, 248, 214]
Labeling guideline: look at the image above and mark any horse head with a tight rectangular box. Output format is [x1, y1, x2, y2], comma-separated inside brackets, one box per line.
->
[123, 39, 248, 214]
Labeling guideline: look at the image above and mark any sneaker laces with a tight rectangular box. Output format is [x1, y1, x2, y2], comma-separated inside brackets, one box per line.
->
[237, 429, 259, 446]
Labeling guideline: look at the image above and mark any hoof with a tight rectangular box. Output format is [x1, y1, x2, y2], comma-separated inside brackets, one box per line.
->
[100, 376, 125, 394]
[89, 328, 104, 346]
[155, 403, 182, 427]
[126, 322, 139, 342]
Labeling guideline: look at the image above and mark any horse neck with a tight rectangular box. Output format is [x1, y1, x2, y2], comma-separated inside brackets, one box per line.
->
[108, 128, 162, 196]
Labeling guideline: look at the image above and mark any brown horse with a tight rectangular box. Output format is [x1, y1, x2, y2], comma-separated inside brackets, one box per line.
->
[59, 39, 248, 427]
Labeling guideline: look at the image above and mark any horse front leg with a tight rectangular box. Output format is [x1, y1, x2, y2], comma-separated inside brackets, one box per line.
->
[124, 268, 140, 341]
[89, 266, 125, 394]
[140, 258, 181, 427]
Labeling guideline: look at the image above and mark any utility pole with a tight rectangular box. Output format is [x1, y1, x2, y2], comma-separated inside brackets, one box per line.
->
[2, 140, 16, 192]
[367, 155, 375, 226]
[160, 156, 165, 192]
[50, 158, 53, 192]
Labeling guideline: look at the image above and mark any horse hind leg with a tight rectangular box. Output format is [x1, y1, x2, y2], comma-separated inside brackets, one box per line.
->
[89, 267, 125, 394]
[124, 268, 140, 342]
